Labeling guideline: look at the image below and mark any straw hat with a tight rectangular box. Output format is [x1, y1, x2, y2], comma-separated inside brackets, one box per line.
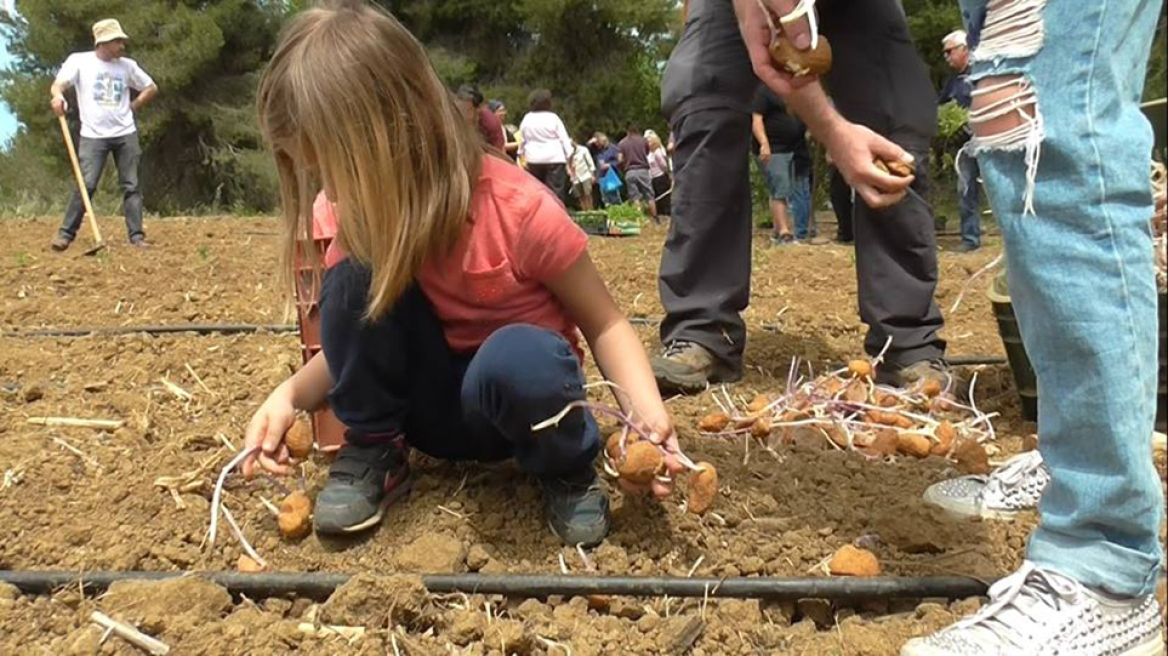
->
[93, 19, 129, 46]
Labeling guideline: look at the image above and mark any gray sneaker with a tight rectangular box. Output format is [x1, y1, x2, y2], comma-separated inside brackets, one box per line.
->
[923, 450, 1049, 520]
[539, 469, 610, 547]
[902, 562, 1165, 656]
[651, 341, 740, 394]
[875, 358, 958, 393]
[314, 434, 412, 534]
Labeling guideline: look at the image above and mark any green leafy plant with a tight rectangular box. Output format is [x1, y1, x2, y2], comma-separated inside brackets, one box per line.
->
[937, 101, 969, 142]
[604, 203, 644, 223]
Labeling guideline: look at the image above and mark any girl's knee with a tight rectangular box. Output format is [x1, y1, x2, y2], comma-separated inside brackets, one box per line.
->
[464, 325, 582, 405]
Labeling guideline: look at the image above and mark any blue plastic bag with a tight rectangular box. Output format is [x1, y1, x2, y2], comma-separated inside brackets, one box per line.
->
[599, 167, 623, 194]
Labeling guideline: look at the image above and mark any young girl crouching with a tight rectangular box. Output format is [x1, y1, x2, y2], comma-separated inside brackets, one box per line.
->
[242, 0, 681, 547]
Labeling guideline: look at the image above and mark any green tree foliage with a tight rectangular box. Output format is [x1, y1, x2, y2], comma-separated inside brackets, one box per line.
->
[1, 0, 285, 213]
[381, 0, 678, 140]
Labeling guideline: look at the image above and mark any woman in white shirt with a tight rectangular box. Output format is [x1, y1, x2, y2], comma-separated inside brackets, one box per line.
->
[518, 89, 573, 203]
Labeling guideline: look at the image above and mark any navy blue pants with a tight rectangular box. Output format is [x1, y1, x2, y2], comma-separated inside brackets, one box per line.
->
[319, 260, 599, 478]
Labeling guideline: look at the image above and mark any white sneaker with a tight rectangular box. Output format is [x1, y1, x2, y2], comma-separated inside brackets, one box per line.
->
[923, 450, 1049, 520]
[902, 562, 1166, 656]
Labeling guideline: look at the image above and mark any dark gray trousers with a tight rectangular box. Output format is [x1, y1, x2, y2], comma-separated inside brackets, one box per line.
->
[853, 145, 946, 368]
[58, 133, 144, 243]
[658, 108, 754, 373]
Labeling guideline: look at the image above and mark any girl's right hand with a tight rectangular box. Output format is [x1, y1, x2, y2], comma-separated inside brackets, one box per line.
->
[243, 383, 298, 478]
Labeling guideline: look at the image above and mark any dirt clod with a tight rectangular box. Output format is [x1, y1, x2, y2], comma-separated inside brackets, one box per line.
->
[395, 533, 467, 573]
[21, 383, 43, 403]
[321, 573, 432, 628]
[102, 577, 233, 634]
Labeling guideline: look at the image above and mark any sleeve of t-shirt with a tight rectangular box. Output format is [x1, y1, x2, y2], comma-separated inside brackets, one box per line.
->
[55, 54, 81, 87]
[751, 86, 768, 115]
[555, 116, 573, 161]
[513, 190, 589, 283]
[125, 59, 155, 91]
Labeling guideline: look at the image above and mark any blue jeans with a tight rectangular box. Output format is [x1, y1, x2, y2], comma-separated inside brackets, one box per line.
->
[956, 145, 981, 248]
[318, 260, 600, 478]
[58, 133, 144, 243]
[961, 0, 1163, 597]
[789, 171, 813, 240]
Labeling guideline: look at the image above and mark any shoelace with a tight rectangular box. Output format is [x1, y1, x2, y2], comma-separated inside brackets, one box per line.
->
[981, 450, 1045, 500]
[663, 340, 696, 358]
[950, 561, 1082, 649]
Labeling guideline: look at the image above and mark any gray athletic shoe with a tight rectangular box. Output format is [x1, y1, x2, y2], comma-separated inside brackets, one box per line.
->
[902, 562, 1165, 656]
[923, 450, 1049, 520]
[875, 358, 957, 391]
[539, 468, 610, 547]
[313, 434, 412, 535]
[651, 341, 740, 394]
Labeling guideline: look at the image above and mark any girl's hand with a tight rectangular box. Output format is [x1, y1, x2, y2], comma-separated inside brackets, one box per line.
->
[243, 383, 298, 478]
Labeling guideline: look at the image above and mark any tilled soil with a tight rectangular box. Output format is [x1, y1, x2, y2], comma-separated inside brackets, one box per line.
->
[0, 216, 1163, 655]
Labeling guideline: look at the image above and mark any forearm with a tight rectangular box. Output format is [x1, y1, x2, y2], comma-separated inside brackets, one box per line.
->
[283, 350, 332, 412]
[131, 85, 157, 112]
[785, 82, 847, 149]
[50, 81, 68, 101]
[750, 115, 770, 149]
[588, 319, 668, 428]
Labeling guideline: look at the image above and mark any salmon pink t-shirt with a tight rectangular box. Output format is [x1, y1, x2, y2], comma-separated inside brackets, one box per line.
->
[316, 155, 589, 358]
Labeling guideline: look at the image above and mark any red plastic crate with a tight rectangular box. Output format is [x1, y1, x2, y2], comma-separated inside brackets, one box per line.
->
[294, 198, 347, 451]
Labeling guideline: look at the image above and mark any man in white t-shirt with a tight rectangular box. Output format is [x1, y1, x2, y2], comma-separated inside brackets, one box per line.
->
[49, 19, 158, 251]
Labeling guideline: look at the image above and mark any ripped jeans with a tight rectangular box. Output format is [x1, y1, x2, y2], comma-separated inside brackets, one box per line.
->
[960, 0, 1164, 597]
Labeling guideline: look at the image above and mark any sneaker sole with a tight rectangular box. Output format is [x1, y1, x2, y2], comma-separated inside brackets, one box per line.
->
[1124, 633, 1167, 656]
[319, 478, 413, 535]
[544, 517, 609, 548]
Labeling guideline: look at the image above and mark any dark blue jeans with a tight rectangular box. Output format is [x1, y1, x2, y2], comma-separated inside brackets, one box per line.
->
[319, 259, 599, 478]
[59, 133, 144, 243]
[956, 147, 982, 248]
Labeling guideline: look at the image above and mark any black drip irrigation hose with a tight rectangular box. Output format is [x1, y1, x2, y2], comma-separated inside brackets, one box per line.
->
[0, 321, 1011, 366]
[0, 324, 298, 338]
[0, 570, 990, 602]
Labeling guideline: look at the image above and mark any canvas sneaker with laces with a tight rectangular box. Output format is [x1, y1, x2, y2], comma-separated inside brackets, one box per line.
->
[650, 340, 740, 393]
[923, 449, 1050, 520]
[901, 561, 1165, 656]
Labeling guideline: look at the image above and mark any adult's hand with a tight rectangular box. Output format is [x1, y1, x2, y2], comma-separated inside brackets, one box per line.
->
[823, 121, 915, 208]
[758, 143, 773, 164]
[733, 0, 816, 97]
[50, 95, 67, 117]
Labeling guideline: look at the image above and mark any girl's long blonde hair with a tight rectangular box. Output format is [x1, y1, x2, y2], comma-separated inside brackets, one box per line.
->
[257, 0, 482, 319]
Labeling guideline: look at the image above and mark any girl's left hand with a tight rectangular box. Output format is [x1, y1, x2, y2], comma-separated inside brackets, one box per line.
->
[614, 414, 685, 499]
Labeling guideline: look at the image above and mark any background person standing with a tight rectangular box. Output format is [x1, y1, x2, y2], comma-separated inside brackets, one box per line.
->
[49, 19, 157, 251]
[939, 29, 981, 253]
